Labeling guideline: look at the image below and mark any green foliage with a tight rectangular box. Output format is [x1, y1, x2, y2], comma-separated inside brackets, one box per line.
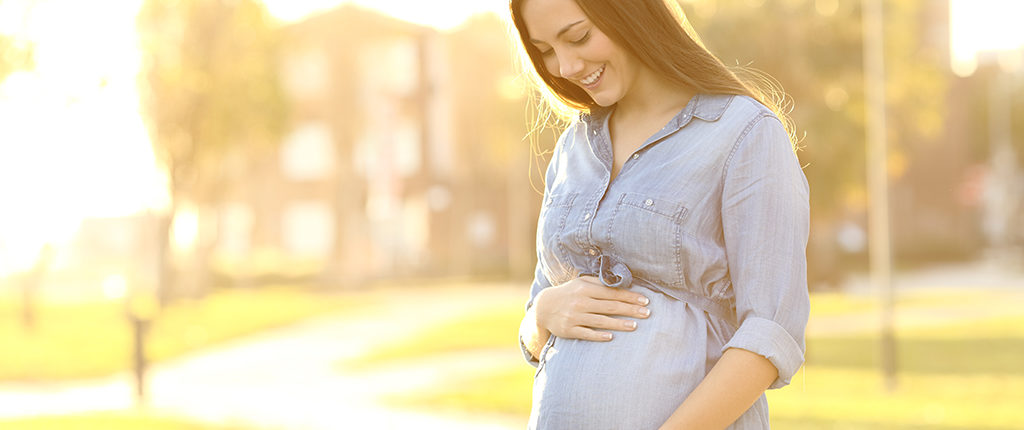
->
[681, 0, 952, 219]
[0, 288, 360, 381]
[136, 0, 287, 197]
[0, 34, 33, 84]
[0, 0, 35, 84]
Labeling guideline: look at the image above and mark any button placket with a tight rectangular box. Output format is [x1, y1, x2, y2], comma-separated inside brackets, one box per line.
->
[577, 195, 601, 263]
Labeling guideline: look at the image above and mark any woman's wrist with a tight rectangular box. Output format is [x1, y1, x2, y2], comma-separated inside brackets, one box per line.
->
[521, 304, 551, 360]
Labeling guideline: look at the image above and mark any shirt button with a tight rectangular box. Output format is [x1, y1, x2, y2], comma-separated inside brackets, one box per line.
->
[632, 153, 640, 160]
[588, 249, 597, 255]
[592, 129, 598, 136]
[644, 199, 654, 206]
[583, 212, 591, 220]
[547, 197, 554, 205]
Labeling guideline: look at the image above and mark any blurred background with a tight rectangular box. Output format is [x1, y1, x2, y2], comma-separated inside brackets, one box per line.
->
[0, 0, 1021, 428]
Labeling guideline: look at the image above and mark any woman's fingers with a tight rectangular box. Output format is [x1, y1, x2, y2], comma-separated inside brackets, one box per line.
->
[579, 312, 638, 332]
[591, 298, 650, 319]
[538, 276, 652, 341]
[565, 326, 615, 342]
[574, 277, 650, 318]
[584, 280, 650, 306]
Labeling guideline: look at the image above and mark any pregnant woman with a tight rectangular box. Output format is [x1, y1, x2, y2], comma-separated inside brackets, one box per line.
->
[512, 0, 810, 428]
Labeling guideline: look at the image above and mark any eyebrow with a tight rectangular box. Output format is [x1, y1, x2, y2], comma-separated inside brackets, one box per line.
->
[529, 19, 586, 44]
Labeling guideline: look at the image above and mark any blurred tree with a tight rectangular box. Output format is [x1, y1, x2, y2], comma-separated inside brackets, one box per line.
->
[0, 1, 35, 83]
[0, 34, 32, 83]
[681, 0, 955, 284]
[137, 0, 286, 304]
[18, 244, 53, 333]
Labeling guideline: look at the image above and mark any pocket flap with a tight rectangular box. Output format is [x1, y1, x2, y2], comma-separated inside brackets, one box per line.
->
[618, 192, 688, 221]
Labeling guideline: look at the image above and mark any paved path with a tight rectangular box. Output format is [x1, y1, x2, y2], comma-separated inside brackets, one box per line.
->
[0, 283, 528, 429]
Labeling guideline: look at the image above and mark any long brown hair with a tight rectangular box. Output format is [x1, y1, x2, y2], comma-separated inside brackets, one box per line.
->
[509, 0, 796, 147]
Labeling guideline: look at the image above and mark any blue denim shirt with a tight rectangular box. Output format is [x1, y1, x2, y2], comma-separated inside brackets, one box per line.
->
[524, 94, 810, 429]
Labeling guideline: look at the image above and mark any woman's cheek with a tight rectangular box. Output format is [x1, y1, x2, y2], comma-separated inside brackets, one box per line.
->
[544, 57, 559, 77]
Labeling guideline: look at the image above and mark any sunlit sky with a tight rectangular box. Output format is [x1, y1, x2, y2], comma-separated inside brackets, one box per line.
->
[949, 0, 1024, 76]
[0, 0, 1020, 273]
[0, 0, 159, 273]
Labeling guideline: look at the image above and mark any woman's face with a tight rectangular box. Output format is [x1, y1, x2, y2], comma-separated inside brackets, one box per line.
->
[521, 0, 641, 107]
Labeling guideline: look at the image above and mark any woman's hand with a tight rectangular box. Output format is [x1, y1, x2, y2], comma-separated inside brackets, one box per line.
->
[534, 276, 651, 342]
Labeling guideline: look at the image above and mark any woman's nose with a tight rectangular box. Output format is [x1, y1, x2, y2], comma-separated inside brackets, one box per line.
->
[557, 51, 584, 79]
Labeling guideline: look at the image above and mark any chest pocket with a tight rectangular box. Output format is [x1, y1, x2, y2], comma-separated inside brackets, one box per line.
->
[607, 192, 689, 287]
[537, 191, 578, 283]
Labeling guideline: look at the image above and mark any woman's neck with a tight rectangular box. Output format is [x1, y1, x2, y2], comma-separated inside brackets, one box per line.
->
[614, 67, 695, 122]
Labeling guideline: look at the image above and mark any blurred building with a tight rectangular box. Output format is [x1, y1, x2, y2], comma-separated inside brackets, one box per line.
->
[209, 5, 539, 286]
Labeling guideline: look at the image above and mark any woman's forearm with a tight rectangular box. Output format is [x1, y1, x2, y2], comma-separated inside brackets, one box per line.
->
[659, 348, 778, 430]
[520, 305, 551, 361]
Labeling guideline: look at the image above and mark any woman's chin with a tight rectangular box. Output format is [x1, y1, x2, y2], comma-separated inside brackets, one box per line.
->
[585, 88, 621, 107]
[590, 95, 618, 107]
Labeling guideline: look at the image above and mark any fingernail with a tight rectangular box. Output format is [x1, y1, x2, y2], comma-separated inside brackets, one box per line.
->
[603, 333, 613, 340]
[641, 308, 650, 317]
[628, 321, 637, 329]
[639, 296, 649, 305]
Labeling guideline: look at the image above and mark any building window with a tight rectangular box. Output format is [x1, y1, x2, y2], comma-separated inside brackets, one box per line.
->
[280, 122, 335, 181]
[281, 48, 329, 100]
[281, 201, 334, 257]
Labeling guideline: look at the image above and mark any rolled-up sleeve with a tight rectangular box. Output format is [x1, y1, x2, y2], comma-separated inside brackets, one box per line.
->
[720, 115, 810, 389]
[520, 259, 552, 367]
[519, 136, 564, 367]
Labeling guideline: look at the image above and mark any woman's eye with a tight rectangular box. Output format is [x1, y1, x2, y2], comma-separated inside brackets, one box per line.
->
[571, 32, 591, 45]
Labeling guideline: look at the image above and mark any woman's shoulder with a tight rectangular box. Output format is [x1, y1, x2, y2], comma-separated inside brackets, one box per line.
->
[554, 109, 603, 150]
[706, 94, 788, 144]
[714, 94, 777, 125]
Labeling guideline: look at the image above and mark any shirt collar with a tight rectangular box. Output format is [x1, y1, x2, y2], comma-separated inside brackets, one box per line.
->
[579, 93, 733, 130]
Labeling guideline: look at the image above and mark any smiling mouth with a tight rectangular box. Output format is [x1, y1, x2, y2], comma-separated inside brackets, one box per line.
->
[580, 65, 605, 88]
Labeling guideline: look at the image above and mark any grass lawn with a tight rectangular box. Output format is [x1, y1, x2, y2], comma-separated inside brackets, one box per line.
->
[0, 287, 374, 381]
[0, 411, 255, 430]
[361, 290, 1024, 429]
[341, 303, 524, 370]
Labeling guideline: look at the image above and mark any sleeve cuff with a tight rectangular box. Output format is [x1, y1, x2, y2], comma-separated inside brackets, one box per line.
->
[722, 316, 804, 389]
[520, 334, 541, 368]
[520, 301, 540, 367]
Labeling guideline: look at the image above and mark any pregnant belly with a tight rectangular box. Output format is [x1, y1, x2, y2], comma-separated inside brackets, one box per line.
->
[530, 288, 710, 430]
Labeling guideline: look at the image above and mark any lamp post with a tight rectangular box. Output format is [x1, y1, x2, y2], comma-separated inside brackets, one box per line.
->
[861, 0, 896, 391]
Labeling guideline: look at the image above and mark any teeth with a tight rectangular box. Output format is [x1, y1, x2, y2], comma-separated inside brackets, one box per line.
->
[581, 66, 604, 86]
